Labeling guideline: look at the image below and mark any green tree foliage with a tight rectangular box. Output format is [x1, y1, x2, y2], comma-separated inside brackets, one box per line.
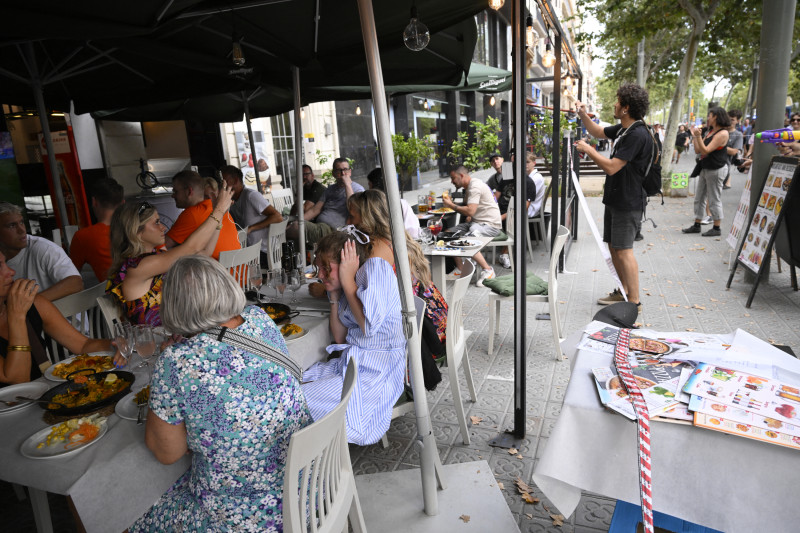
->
[447, 116, 502, 171]
[529, 109, 577, 165]
[392, 133, 434, 192]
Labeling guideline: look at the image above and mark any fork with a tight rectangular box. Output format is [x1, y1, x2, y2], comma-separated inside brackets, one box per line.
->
[136, 397, 148, 425]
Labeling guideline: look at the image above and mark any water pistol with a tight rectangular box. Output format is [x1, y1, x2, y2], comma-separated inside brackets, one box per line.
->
[755, 127, 799, 143]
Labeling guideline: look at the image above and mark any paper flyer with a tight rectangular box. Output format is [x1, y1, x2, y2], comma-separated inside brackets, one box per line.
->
[688, 395, 800, 439]
[694, 412, 800, 451]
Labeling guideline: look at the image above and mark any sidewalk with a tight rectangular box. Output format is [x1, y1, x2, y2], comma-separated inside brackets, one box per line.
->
[349, 150, 800, 531]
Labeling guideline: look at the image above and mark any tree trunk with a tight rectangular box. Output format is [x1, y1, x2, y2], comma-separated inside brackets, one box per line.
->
[661, 0, 720, 180]
[723, 81, 738, 108]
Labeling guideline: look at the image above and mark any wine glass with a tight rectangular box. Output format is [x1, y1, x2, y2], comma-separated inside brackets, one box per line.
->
[133, 325, 157, 373]
[152, 326, 169, 359]
[287, 269, 305, 305]
[269, 269, 286, 302]
[427, 218, 443, 239]
[249, 268, 264, 300]
[113, 322, 134, 368]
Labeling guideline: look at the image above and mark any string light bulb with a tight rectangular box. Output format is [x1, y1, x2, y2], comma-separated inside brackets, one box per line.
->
[542, 38, 556, 68]
[232, 39, 245, 66]
[564, 72, 573, 88]
[300, 108, 306, 119]
[403, 6, 430, 52]
[355, 104, 362, 115]
[563, 86, 572, 99]
[525, 16, 538, 48]
[489, 95, 496, 106]
[488, 0, 504, 10]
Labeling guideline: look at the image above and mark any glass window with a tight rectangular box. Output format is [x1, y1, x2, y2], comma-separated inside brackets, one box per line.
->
[473, 12, 489, 65]
[270, 112, 295, 185]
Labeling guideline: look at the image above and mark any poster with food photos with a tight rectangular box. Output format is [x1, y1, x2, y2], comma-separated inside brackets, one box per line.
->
[726, 166, 752, 249]
[737, 160, 794, 272]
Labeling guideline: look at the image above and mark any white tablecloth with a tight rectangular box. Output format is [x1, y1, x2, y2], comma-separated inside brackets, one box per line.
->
[423, 235, 493, 299]
[0, 299, 332, 533]
[532, 337, 800, 533]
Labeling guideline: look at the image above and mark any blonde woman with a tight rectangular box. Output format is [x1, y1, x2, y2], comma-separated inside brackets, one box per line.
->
[106, 186, 233, 326]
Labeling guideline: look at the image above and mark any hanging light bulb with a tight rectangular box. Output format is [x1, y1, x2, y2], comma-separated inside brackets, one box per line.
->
[572, 80, 578, 97]
[489, 95, 496, 106]
[564, 72, 573, 88]
[231, 39, 245, 66]
[525, 16, 538, 48]
[563, 85, 572, 99]
[403, 6, 430, 52]
[355, 104, 362, 115]
[542, 38, 556, 68]
[488, 0, 504, 10]
[423, 98, 430, 110]
[300, 108, 306, 119]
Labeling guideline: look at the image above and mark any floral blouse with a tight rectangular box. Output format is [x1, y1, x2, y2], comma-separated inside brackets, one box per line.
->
[106, 250, 164, 326]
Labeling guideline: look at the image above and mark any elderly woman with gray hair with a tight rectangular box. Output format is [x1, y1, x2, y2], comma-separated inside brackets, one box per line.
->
[130, 255, 312, 532]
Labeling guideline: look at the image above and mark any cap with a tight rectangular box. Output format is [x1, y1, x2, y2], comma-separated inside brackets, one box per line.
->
[489, 153, 502, 161]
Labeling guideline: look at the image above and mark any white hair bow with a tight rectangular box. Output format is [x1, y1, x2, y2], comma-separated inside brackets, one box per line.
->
[338, 225, 370, 244]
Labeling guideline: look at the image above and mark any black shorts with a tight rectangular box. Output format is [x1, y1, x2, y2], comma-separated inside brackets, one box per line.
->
[603, 206, 642, 250]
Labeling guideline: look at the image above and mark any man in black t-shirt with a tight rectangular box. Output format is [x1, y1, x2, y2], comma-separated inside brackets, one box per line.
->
[574, 83, 653, 313]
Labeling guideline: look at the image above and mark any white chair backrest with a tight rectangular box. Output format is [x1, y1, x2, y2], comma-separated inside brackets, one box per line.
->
[445, 259, 475, 369]
[219, 241, 262, 290]
[237, 227, 248, 248]
[506, 198, 516, 240]
[549, 225, 570, 298]
[283, 361, 361, 533]
[50, 283, 107, 362]
[271, 188, 294, 214]
[266, 219, 288, 271]
[64, 225, 79, 246]
[96, 293, 126, 336]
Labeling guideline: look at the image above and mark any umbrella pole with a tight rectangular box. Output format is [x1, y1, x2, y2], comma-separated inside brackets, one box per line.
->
[242, 94, 263, 194]
[356, 0, 440, 516]
[292, 67, 306, 269]
[25, 43, 69, 241]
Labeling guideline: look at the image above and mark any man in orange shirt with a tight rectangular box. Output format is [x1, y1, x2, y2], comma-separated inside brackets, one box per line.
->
[166, 170, 240, 259]
[70, 178, 124, 282]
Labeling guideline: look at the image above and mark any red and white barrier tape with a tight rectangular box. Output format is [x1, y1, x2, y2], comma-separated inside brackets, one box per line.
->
[613, 328, 654, 533]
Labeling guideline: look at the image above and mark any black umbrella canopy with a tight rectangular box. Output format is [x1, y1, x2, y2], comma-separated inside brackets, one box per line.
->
[1, 0, 487, 115]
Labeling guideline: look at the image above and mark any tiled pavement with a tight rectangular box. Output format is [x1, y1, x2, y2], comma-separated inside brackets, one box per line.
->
[350, 156, 800, 532]
[5, 156, 799, 532]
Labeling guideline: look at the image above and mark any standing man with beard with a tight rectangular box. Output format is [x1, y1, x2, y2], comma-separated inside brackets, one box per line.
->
[573, 83, 654, 314]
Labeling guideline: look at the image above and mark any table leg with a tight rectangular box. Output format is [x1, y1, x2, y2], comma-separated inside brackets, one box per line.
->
[28, 488, 54, 533]
[432, 257, 446, 300]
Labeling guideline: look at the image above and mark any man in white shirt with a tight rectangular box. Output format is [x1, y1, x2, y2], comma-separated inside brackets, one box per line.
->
[0, 202, 82, 301]
[442, 165, 502, 286]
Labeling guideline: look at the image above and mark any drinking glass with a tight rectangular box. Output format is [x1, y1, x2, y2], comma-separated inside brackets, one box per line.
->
[113, 322, 134, 368]
[133, 325, 157, 371]
[269, 269, 287, 302]
[249, 267, 263, 295]
[417, 195, 429, 213]
[152, 326, 169, 359]
[427, 218, 443, 238]
[418, 227, 433, 248]
[287, 269, 305, 305]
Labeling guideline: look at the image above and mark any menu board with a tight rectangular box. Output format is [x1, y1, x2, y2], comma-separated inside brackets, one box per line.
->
[737, 161, 793, 272]
[726, 166, 753, 249]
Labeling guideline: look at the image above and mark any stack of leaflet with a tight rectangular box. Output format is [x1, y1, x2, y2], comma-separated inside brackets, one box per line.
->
[683, 364, 800, 451]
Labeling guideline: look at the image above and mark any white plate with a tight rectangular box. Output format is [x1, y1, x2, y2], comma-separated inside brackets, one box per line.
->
[20, 418, 109, 459]
[283, 325, 308, 344]
[115, 391, 147, 421]
[449, 239, 483, 250]
[0, 382, 51, 415]
[44, 352, 116, 382]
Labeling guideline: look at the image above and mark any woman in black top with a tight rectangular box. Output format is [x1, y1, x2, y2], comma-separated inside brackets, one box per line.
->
[683, 108, 730, 237]
[672, 124, 690, 164]
[0, 251, 116, 386]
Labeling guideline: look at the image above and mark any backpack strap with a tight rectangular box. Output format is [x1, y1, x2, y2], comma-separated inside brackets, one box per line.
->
[204, 326, 303, 381]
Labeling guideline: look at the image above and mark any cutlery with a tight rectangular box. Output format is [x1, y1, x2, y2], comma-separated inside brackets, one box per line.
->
[0, 396, 67, 408]
[136, 398, 148, 425]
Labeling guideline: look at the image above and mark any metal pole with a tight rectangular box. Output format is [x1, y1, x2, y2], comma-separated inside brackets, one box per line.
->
[356, 0, 439, 515]
[512, 0, 527, 440]
[550, 33, 561, 251]
[292, 67, 306, 269]
[636, 38, 645, 87]
[242, 93, 262, 194]
[749, 0, 796, 282]
[574, 78, 582, 240]
[24, 43, 69, 236]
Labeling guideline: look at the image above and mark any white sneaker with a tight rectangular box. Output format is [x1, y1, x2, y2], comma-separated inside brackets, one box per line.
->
[700, 215, 713, 225]
[499, 254, 511, 269]
[445, 269, 462, 281]
[476, 268, 495, 287]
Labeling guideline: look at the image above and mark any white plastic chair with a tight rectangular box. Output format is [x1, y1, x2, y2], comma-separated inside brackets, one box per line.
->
[237, 226, 248, 248]
[50, 282, 107, 363]
[283, 360, 366, 533]
[528, 180, 552, 252]
[219, 241, 262, 291]
[270, 188, 295, 214]
[487, 225, 570, 361]
[96, 293, 126, 335]
[266, 219, 289, 271]
[443, 260, 478, 444]
[483, 199, 518, 268]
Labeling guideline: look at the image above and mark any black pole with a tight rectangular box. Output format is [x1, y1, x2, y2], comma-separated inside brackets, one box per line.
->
[574, 78, 582, 240]
[550, 33, 561, 252]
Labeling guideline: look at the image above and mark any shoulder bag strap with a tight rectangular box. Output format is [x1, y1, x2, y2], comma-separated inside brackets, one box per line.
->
[205, 326, 303, 381]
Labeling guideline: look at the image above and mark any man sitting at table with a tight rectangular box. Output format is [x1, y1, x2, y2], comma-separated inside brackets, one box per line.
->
[442, 165, 502, 287]
[166, 170, 240, 260]
[290, 164, 327, 217]
[221, 165, 283, 266]
[0, 202, 83, 301]
[286, 157, 364, 247]
[69, 178, 124, 283]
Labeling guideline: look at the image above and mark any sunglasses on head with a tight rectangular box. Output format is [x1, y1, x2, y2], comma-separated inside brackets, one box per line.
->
[137, 201, 153, 216]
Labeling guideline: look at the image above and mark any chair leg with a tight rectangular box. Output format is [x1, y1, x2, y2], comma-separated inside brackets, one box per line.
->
[434, 451, 448, 490]
[526, 224, 535, 263]
[549, 298, 563, 361]
[380, 433, 389, 449]
[462, 345, 477, 402]
[348, 487, 367, 533]
[540, 219, 549, 252]
[488, 297, 497, 355]
[449, 359, 471, 445]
